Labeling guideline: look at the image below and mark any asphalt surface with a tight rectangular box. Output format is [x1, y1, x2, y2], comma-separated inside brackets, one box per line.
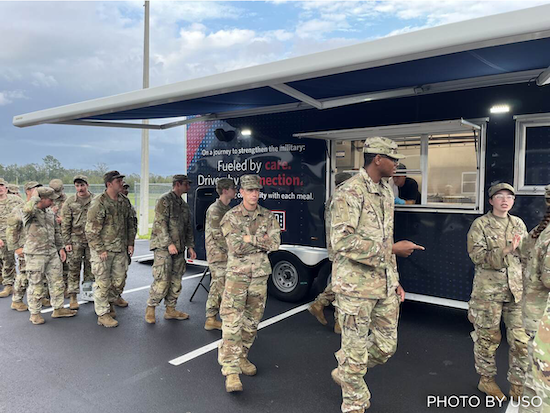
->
[0, 240, 513, 413]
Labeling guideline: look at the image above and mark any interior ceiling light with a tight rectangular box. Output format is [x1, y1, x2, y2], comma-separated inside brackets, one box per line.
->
[489, 104, 510, 114]
[241, 129, 252, 136]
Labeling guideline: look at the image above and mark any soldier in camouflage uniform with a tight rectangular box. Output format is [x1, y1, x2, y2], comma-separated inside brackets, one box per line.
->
[7, 181, 42, 311]
[204, 178, 236, 331]
[49, 179, 69, 293]
[0, 178, 24, 298]
[86, 171, 136, 328]
[330, 137, 424, 413]
[521, 185, 550, 412]
[23, 187, 77, 324]
[467, 183, 529, 401]
[60, 175, 94, 310]
[145, 175, 195, 324]
[112, 181, 137, 308]
[218, 174, 281, 393]
[7, 184, 20, 197]
[309, 172, 352, 335]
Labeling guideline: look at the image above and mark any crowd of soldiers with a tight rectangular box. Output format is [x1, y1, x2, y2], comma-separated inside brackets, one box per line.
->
[1, 135, 550, 412]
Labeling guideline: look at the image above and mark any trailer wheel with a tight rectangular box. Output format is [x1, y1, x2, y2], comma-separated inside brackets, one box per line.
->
[268, 253, 312, 302]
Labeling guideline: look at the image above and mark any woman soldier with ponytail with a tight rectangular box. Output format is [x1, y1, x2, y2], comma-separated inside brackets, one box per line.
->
[526, 185, 550, 411]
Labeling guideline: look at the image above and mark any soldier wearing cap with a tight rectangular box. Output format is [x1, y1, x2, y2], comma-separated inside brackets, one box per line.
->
[114, 180, 137, 308]
[330, 137, 424, 412]
[60, 175, 95, 310]
[86, 171, 136, 328]
[49, 179, 69, 291]
[218, 174, 281, 393]
[7, 181, 42, 311]
[23, 187, 77, 324]
[0, 178, 24, 298]
[7, 184, 20, 197]
[204, 178, 237, 331]
[467, 182, 529, 400]
[145, 174, 196, 324]
[520, 184, 550, 412]
[309, 172, 352, 334]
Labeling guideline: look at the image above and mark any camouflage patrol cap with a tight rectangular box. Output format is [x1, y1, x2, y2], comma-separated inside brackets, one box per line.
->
[172, 174, 191, 184]
[7, 184, 20, 194]
[24, 181, 42, 191]
[104, 170, 125, 184]
[49, 179, 64, 192]
[363, 137, 405, 159]
[122, 181, 130, 189]
[488, 183, 515, 198]
[240, 174, 262, 189]
[73, 174, 88, 184]
[0, 178, 6, 186]
[216, 178, 235, 193]
[335, 172, 352, 186]
[37, 187, 60, 200]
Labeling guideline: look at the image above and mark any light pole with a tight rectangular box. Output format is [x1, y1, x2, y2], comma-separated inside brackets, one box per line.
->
[139, 0, 150, 236]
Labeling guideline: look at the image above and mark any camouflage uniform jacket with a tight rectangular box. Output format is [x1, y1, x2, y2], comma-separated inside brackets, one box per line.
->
[330, 168, 399, 300]
[0, 195, 24, 242]
[22, 196, 63, 255]
[85, 191, 136, 253]
[149, 190, 194, 251]
[60, 193, 94, 245]
[205, 199, 231, 264]
[325, 195, 335, 261]
[467, 211, 527, 303]
[220, 203, 281, 277]
[6, 204, 26, 251]
[522, 226, 550, 331]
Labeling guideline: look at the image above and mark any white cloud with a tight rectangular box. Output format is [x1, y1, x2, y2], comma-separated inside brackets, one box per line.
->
[0, 90, 27, 106]
[31, 72, 58, 88]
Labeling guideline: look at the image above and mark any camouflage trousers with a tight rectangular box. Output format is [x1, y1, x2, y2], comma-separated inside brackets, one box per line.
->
[26, 253, 65, 314]
[468, 299, 529, 384]
[533, 306, 550, 411]
[519, 329, 542, 413]
[67, 242, 93, 294]
[91, 250, 128, 317]
[334, 293, 400, 413]
[146, 249, 186, 308]
[12, 254, 28, 302]
[218, 273, 268, 376]
[206, 261, 226, 318]
[0, 244, 16, 286]
[315, 280, 339, 320]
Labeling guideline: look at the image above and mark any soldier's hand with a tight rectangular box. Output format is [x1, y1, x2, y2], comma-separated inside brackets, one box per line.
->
[243, 235, 252, 243]
[396, 284, 406, 302]
[15, 247, 23, 257]
[56, 215, 62, 224]
[31, 188, 39, 198]
[65, 244, 73, 253]
[59, 248, 67, 262]
[188, 248, 197, 260]
[392, 240, 425, 257]
[128, 246, 134, 257]
[100, 251, 108, 262]
[168, 244, 178, 255]
[0, 239, 4, 248]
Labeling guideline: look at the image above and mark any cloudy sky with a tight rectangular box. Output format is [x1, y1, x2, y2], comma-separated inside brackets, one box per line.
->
[1, 0, 549, 175]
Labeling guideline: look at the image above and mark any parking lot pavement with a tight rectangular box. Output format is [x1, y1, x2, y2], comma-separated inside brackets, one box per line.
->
[0, 243, 513, 413]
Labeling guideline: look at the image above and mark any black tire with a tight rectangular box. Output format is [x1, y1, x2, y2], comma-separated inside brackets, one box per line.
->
[268, 252, 313, 302]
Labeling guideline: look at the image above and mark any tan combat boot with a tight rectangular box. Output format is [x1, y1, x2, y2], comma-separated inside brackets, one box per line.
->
[334, 320, 341, 334]
[69, 294, 79, 310]
[509, 383, 523, 401]
[109, 303, 116, 319]
[225, 374, 243, 392]
[204, 316, 222, 331]
[52, 308, 77, 318]
[0, 285, 13, 298]
[30, 313, 45, 325]
[164, 306, 189, 320]
[145, 306, 156, 324]
[331, 368, 343, 387]
[42, 297, 51, 307]
[114, 296, 128, 307]
[11, 301, 28, 312]
[478, 376, 507, 400]
[98, 314, 118, 328]
[308, 301, 327, 325]
[240, 358, 257, 376]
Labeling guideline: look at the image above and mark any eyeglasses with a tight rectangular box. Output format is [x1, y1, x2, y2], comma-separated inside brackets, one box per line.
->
[493, 194, 515, 201]
[380, 155, 399, 164]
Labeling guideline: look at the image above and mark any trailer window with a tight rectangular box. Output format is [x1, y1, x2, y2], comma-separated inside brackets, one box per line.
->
[514, 114, 550, 195]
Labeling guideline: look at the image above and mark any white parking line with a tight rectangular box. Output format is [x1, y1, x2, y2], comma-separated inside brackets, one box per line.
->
[169, 302, 310, 366]
[40, 272, 206, 314]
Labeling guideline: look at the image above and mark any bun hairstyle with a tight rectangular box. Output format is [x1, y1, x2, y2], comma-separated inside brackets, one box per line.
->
[531, 186, 550, 239]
